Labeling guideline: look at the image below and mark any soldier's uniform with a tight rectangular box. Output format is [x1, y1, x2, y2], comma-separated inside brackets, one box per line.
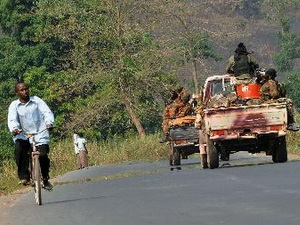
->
[161, 98, 184, 135]
[260, 69, 299, 131]
[160, 87, 193, 142]
[226, 43, 259, 85]
[259, 79, 280, 102]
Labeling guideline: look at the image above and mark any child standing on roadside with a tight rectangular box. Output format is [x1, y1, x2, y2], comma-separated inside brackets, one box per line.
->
[73, 133, 88, 169]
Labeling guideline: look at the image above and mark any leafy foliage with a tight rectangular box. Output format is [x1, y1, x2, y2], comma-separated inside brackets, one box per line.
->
[261, 0, 300, 108]
[273, 32, 300, 72]
[285, 71, 300, 108]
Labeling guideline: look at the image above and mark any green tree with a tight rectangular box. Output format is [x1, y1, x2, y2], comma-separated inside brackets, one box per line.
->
[273, 33, 300, 72]
[143, 0, 222, 94]
[285, 71, 300, 108]
[0, 0, 60, 160]
[35, 0, 177, 138]
[262, 0, 300, 107]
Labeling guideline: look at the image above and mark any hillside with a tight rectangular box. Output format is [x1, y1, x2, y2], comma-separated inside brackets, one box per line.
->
[149, 0, 300, 85]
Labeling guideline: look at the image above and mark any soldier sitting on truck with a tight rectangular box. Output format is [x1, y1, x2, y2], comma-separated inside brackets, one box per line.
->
[160, 87, 193, 143]
[260, 68, 299, 132]
[226, 43, 260, 85]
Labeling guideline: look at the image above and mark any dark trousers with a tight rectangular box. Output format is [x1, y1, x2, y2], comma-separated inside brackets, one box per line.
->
[37, 144, 50, 180]
[15, 139, 50, 181]
[14, 139, 31, 180]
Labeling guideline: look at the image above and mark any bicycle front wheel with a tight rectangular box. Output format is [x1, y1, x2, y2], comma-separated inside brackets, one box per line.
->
[33, 155, 42, 205]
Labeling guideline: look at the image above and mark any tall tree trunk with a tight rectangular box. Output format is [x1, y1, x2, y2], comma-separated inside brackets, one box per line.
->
[123, 96, 146, 137]
[192, 58, 199, 95]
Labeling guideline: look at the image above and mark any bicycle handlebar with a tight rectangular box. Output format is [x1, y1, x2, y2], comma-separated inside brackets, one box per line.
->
[13, 126, 54, 137]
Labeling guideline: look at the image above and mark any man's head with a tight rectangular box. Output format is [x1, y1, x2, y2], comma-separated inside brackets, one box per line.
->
[15, 83, 30, 103]
[265, 68, 277, 79]
[235, 42, 249, 55]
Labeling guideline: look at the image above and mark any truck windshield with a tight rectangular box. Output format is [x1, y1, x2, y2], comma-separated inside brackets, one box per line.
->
[212, 79, 233, 96]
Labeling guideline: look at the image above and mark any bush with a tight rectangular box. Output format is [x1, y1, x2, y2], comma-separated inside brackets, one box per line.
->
[0, 126, 14, 162]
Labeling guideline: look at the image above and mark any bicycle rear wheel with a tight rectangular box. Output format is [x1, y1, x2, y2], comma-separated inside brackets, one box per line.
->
[32, 155, 42, 205]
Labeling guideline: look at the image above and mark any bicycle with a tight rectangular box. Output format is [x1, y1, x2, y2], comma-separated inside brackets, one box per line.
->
[24, 128, 53, 205]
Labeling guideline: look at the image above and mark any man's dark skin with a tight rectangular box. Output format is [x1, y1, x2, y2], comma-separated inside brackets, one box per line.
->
[13, 83, 53, 135]
[12, 83, 30, 136]
[16, 83, 30, 103]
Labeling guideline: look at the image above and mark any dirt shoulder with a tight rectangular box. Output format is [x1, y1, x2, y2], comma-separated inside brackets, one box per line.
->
[0, 187, 31, 215]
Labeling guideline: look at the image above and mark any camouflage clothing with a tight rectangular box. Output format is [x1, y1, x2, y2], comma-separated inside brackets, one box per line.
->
[259, 75, 298, 127]
[177, 103, 193, 117]
[259, 79, 280, 101]
[161, 99, 183, 135]
[161, 87, 192, 135]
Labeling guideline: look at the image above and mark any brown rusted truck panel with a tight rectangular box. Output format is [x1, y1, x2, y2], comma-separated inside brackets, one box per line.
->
[203, 103, 287, 140]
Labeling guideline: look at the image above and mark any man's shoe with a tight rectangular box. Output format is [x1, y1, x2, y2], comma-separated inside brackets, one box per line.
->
[43, 180, 53, 190]
[287, 123, 300, 132]
[18, 179, 31, 186]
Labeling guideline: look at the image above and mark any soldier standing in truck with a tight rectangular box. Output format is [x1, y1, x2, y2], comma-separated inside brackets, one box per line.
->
[226, 43, 259, 85]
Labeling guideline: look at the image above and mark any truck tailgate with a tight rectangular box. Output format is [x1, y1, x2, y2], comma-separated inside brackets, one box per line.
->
[203, 103, 287, 139]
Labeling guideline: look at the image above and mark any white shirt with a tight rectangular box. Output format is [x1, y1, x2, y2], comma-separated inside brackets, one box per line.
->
[74, 135, 87, 154]
[7, 96, 54, 145]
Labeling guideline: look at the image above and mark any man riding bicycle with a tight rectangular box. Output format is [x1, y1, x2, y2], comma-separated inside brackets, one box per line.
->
[7, 82, 55, 190]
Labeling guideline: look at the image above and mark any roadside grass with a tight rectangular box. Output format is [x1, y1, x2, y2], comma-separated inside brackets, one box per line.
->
[286, 131, 300, 155]
[0, 133, 169, 195]
[50, 133, 169, 175]
[286, 113, 300, 155]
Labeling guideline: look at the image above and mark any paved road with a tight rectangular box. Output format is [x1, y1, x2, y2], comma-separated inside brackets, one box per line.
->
[1, 152, 300, 225]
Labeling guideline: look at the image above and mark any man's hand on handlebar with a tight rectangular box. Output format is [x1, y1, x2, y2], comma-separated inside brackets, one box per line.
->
[12, 129, 22, 136]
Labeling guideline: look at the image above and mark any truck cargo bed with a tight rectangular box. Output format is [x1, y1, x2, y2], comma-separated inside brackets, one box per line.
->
[203, 102, 287, 140]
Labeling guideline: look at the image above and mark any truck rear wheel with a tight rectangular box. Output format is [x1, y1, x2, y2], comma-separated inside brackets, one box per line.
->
[272, 136, 287, 163]
[206, 135, 219, 169]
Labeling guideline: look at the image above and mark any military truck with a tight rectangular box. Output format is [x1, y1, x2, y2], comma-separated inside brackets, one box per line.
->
[198, 74, 288, 169]
[168, 115, 200, 166]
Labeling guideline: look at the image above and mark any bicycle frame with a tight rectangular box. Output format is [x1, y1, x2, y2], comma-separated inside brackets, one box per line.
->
[27, 133, 42, 205]
[25, 133, 42, 205]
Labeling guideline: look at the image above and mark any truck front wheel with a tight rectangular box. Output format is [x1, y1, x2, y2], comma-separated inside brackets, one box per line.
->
[272, 136, 288, 163]
[206, 135, 219, 169]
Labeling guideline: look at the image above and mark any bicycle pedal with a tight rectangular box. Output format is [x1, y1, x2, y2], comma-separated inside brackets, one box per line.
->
[43, 186, 53, 191]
